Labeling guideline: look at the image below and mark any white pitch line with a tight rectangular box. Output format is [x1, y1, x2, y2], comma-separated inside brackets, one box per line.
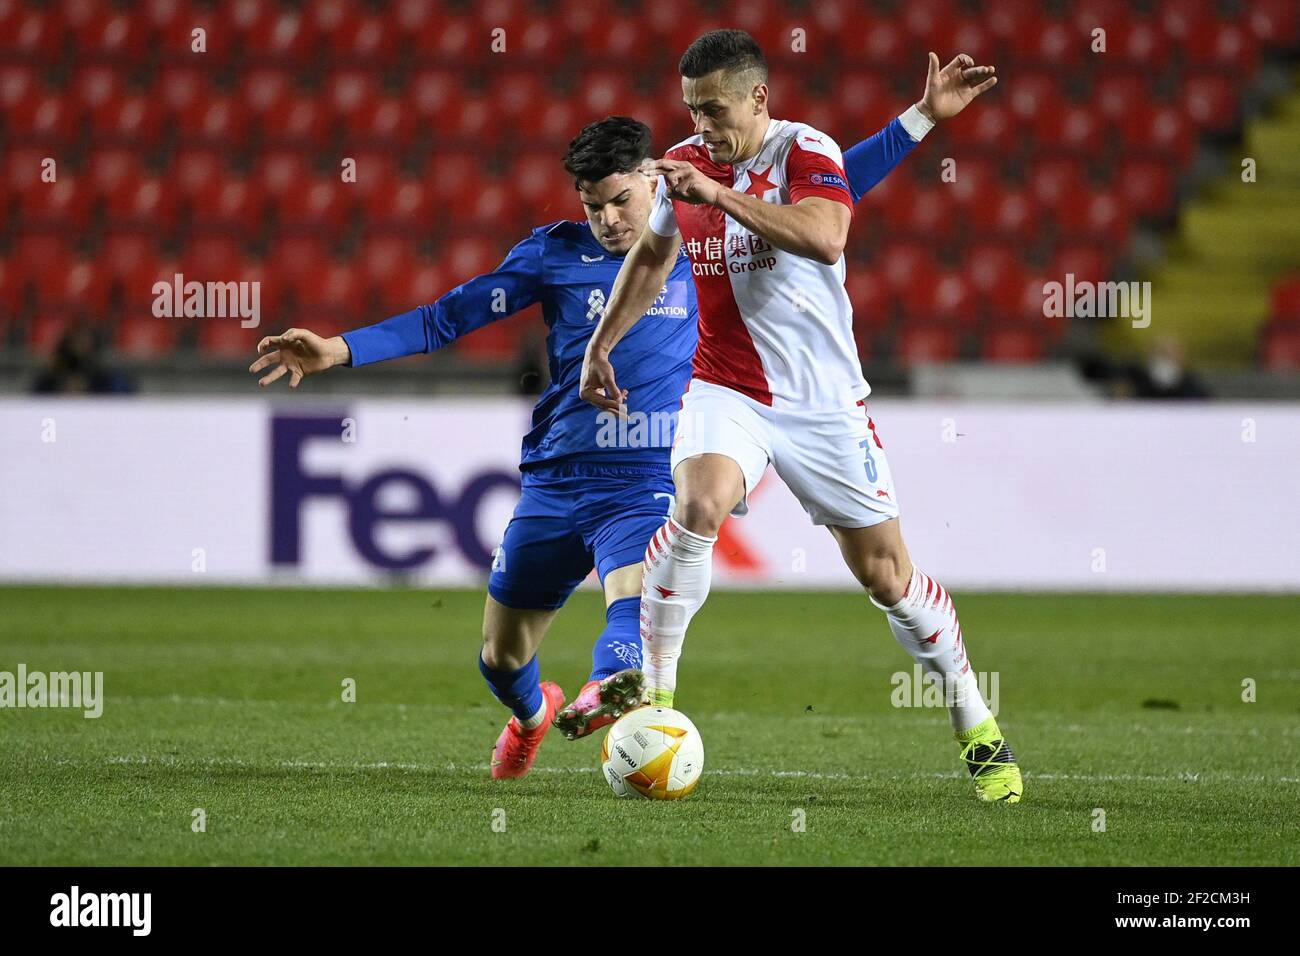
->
[103, 696, 1300, 738]
[82, 754, 1300, 785]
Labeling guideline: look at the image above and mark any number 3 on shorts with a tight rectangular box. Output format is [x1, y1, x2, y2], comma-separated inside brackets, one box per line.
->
[858, 437, 878, 483]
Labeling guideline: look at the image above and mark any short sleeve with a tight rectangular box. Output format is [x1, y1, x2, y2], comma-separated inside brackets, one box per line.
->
[647, 174, 680, 237]
[786, 132, 854, 210]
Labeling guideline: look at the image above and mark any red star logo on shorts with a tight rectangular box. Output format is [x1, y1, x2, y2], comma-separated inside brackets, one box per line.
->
[654, 586, 677, 599]
[743, 166, 776, 199]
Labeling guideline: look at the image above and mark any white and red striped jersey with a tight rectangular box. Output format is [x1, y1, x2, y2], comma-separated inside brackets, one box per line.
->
[647, 119, 867, 409]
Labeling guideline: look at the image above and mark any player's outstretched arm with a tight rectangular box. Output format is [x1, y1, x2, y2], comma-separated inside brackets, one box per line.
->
[579, 226, 681, 413]
[841, 52, 997, 202]
[250, 234, 545, 388]
[249, 328, 350, 389]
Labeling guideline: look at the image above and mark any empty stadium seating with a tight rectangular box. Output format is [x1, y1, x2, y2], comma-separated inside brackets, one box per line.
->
[1, 0, 1297, 364]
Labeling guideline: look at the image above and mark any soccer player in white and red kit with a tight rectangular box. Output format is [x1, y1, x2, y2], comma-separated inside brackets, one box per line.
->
[580, 30, 1022, 802]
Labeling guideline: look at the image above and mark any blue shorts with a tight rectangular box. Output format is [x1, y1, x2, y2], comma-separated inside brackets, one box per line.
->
[488, 461, 675, 611]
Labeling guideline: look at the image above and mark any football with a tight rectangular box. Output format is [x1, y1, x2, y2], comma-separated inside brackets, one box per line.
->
[600, 707, 705, 800]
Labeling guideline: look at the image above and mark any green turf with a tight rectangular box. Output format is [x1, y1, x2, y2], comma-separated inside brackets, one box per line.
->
[1, 587, 1297, 866]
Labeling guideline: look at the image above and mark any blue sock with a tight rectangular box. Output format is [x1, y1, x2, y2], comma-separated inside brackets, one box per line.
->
[589, 596, 642, 682]
[479, 653, 544, 721]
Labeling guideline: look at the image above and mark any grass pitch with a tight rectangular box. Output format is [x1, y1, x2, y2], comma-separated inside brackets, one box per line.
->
[1, 587, 1296, 866]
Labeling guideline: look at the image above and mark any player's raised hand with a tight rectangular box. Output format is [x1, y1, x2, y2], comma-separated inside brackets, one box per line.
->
[652, 159, 722, 206]
[579, 344, 628, 414]
[918, 52, 997, 122]
[248, 328, 349, 388]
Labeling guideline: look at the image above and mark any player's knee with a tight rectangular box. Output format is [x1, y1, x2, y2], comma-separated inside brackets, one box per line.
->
[856, 555, 909, 606]
[673, 491, 730, 537]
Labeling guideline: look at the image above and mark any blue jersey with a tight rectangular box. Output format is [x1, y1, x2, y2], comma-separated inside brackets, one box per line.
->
[341, 114, 925, 470]
[343, 220, 697, 470]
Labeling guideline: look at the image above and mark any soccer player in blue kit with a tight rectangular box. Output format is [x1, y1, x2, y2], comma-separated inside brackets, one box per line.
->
[250, 53, 994, 779]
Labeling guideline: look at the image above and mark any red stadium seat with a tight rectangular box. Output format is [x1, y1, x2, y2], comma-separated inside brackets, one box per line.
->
[1029, 158, 1086, 208]
[898, 188, 955, 239]
[1182, 72, 1240, 132]
[986, 0, 1041, 42]
[1007, 71, 1056, 128]
[365, 177, 434, 228]
[1158, 0, 1214, 41]
[172, 148, 225, 201]
[1186, 20, 1258, 73]
[838, 18, 909, 67]
[20, 176, 93, 232]
[1094, 71, 1150, 123]
[920, 270, 979, 327]
[1116, 18, 1170, 65]
[944, 18, 997, 61]
[100, 232, 155, 285]
[3, 7, 60, 60]
[1051, 243, 1112, 284]
[1271, 276, 1300, 320]
[896, 323, 960, 364]
[1013, 18, 1086, 66]
[333, 12, 400, 61]
[879, 241, 934, 299]
[1249, 0, 1299, 45]
[1056, 188, 1130, 245]
[1034, 105, 1102, 151]
[9, 91, 77, 143]
[105, 177, 178, 232]
[512, 13, 566, 62]
[408, 69, 457, 126]
[971, 188, 1041, 241]
[397, 262, 448, 307]
[354, 96, 416, 149]
[116, 315, 178, 358]
[268, 236, 330, 285]
[1115, 158, 1177, 218]
[158, 66, 207, 115]
[847, 270, 891, 330]
[298, 261, 365, 315]
[254, 151, 309, 200]
[188, 177, 267, 230]
[241, 7, 316, 62]
[93, 92, 163, 144]
[197, 319, 263, 359]
[181, 237, 243, 283]
[174, 95, 248, 148]
[1121, 103, 1195, 161]
[947, 101, 1014, 149]
[80, 10, 149, 59]
[965, 244, 1028, 315]
[56, 258, 112, 315]
[1260, 325, 1300, 369]
[28, 313, 77, 355]
[982, 323, 1048, 362]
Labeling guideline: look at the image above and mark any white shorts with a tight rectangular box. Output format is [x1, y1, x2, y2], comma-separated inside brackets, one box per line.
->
[670, 379, 900, 528]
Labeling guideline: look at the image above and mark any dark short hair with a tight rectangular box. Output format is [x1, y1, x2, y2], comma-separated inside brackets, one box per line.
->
[563, 116, 652, 189]
[678, 29, 768, 86]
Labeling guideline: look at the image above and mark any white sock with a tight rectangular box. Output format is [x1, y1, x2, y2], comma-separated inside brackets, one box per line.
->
[872, 566, 992, 733]
[517, 699, 548, 730]
[640, 517, 716, 696]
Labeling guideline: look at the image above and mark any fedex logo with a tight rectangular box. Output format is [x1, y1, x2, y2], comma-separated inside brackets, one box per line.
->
[271, 415, 519, 571]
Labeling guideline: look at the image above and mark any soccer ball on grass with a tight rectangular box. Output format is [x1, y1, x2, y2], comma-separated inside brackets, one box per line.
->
[600, 706, 704, 800]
